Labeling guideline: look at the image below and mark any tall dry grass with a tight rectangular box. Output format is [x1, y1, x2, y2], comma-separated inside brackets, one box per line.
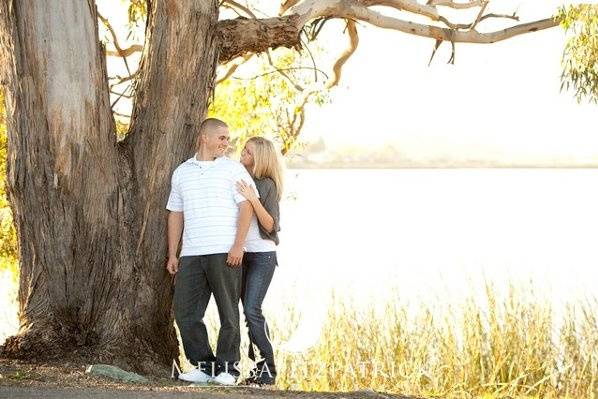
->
[271, 283, 597, 399]
[1, 263, 596, 399]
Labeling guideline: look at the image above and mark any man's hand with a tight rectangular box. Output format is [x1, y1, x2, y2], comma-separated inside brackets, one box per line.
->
[166, 211, 183, 274]
[166, 256, 179, 274]
[227, 244, 244, 267]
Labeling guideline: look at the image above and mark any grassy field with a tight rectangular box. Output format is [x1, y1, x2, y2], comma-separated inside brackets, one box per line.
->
[271, 289, 597, 399]
[2, 259, 596, 399]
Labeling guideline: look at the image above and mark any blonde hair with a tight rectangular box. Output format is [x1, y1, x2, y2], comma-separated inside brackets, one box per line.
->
[247, 137, 284, 201]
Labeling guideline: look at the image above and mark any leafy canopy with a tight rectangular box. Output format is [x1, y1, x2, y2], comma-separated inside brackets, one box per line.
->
[558, 4, 598, 103]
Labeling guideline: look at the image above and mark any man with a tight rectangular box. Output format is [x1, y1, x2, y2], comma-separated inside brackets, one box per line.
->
[165, 118, 255, 385]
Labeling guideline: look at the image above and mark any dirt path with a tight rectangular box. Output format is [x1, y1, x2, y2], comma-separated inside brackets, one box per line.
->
[3, 386, 275, 399]
[0, 386, 405, 399]
[0, 359, 415, 399]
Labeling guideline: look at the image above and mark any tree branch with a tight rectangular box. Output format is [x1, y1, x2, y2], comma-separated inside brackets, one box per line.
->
[222, 0, 256, 18]
[469, 1, 489, 31]
[113, 111, 132, 119]
[217, 0, 558, 64]
[220, 1, 305, 89]
[427, 0, 484, 9]
[109, 71, 140, 89]
[216, 54, 254, 84]
[98, 11, 143, 58]
[231, 66, 329, 81]
[280, 0, 302, 15]
[326, 19, 359, 89]
[362, 0, 440, 21]
[98, 12, 132, 74]
[217, 16, 302, 63]
[346, 6, 555, 43]
[479, 12, 519, 24]
[105, 44, 143, 57]
[266, 50, 305, 91]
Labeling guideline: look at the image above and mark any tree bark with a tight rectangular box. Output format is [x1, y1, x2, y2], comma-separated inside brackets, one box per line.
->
[217, 16, 302, 64]
[0, 0, 219, 374]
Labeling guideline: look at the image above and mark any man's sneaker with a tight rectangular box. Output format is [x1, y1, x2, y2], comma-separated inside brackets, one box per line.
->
[177, 368, 212, 383]
[211, 372, 238, 386]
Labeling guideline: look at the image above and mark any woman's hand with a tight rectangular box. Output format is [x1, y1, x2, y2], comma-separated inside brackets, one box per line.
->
[236, 180, 258, 203]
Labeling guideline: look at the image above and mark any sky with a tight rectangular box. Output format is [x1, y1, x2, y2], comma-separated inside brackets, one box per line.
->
[99, 0, 598, 166]
[296, 1, 598, 165]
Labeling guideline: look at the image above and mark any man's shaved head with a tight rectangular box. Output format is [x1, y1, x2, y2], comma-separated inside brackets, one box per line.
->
[196, 118, 228, 152]
[196, 118, 230, 157]
[199, 118, 228, 136]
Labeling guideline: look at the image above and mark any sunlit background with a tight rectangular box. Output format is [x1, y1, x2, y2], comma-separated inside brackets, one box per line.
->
[1, 1, 597, 397]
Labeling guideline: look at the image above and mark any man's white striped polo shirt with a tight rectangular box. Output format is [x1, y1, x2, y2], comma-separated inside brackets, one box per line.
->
[166, 155, 257, 256]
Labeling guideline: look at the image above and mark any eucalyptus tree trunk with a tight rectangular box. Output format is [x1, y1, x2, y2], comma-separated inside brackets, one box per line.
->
[0, 0, 219, 373]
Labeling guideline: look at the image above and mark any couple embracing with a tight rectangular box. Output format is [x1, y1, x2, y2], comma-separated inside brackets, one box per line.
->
[165, 118, 282, 386]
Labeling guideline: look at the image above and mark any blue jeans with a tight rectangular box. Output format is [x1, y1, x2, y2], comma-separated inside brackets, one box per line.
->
[241, 251, 277, 375]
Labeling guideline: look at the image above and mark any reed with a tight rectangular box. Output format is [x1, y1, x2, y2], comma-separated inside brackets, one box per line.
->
[1, 262, 596, 399]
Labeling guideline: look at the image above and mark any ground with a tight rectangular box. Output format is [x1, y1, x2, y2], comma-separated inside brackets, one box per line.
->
[0, 359, 419, 399]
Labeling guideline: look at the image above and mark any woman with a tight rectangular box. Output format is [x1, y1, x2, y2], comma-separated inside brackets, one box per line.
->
[237, 136, 283, 386]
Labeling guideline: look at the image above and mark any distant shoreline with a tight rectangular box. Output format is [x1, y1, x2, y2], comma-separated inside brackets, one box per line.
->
[286, 164, 598, 169]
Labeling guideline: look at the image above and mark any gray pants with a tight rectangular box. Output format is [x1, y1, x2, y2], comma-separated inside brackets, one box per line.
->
[173, 254, 242, 376]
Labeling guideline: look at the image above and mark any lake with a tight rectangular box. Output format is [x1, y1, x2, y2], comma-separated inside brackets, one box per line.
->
[268, 169, 598, 350]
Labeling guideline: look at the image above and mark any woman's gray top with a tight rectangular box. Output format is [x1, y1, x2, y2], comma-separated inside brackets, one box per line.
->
[254, 177, 280, 246]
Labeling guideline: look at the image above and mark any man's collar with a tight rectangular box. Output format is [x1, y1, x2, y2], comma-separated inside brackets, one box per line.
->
[186, 154, 226, 165]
